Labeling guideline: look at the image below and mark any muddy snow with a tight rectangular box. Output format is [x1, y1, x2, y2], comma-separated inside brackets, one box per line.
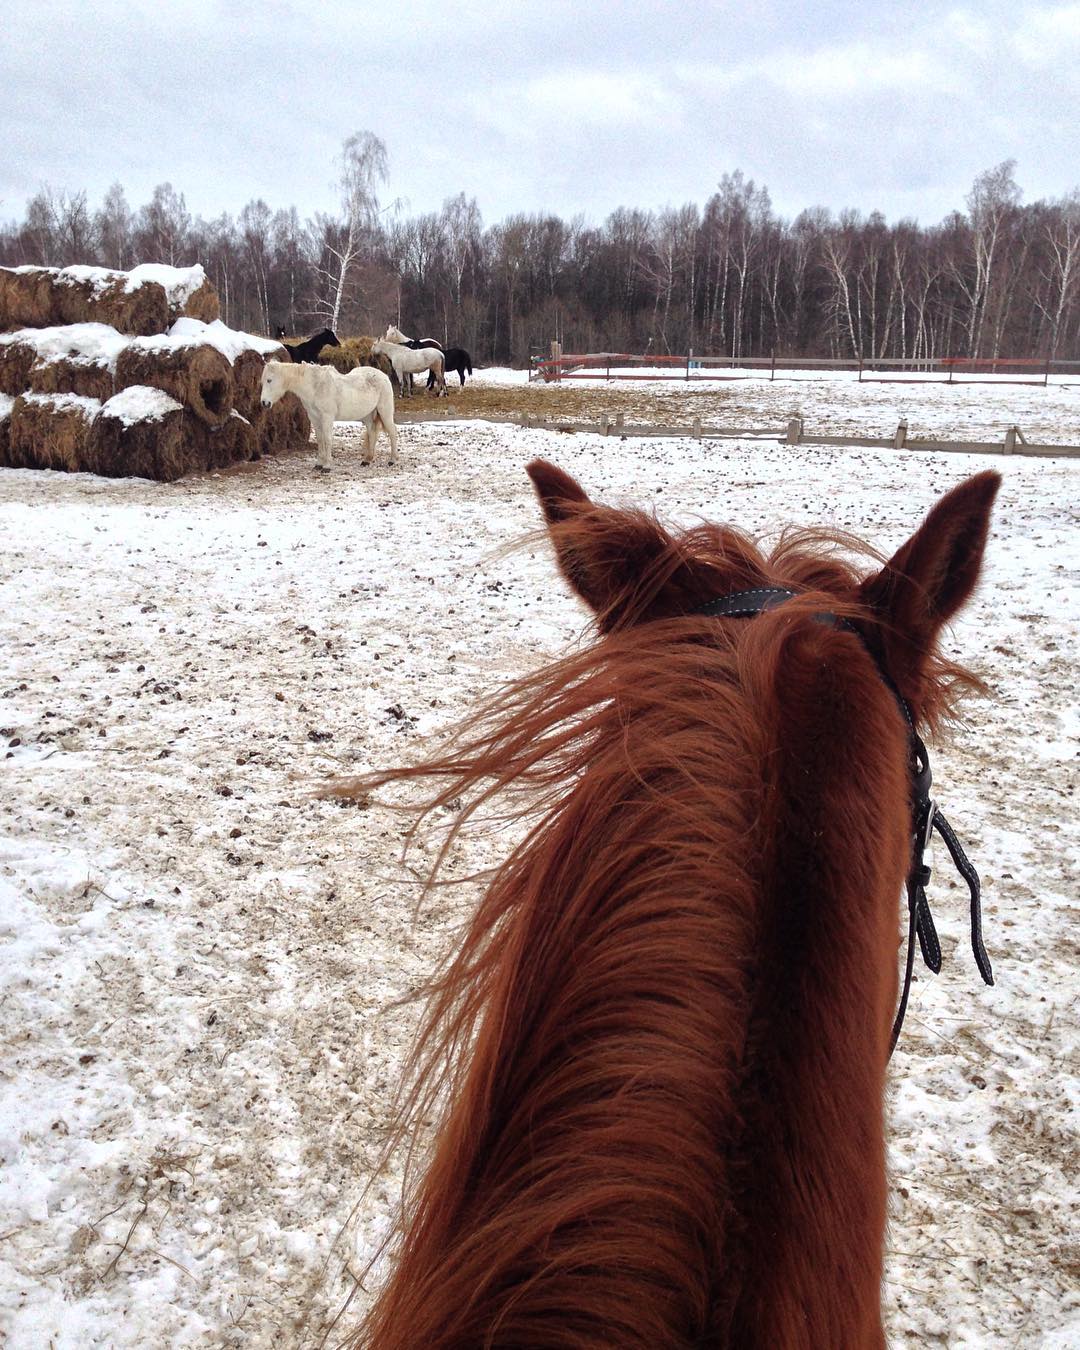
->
[1, 374, 1077, 1347]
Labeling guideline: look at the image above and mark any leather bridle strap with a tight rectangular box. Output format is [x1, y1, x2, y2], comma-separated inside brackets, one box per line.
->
[694, 587, 994, 1057]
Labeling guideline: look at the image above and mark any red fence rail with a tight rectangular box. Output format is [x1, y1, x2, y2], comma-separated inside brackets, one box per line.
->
[529, 352, 1080, 386]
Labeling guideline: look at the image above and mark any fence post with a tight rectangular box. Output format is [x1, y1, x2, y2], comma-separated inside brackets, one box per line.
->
[786, 416, 803, 445]
[858, 355, 863, 383]
[550, 340, 562, 384]
[894, 419, 908, 450]
[1045, 354, 1051, 387]
[616, 413, 625, 439]
[602, 416, 612, 437]
[686, 348, 692, 381]
[692, 416, 702, 440]
[1003, 425, 1017, 455]
[770, 349, 776, 381]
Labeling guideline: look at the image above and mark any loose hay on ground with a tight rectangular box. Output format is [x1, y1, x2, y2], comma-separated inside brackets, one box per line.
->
[8, 392, 101, 471]
[319, 336, 396, 383]
[115, 339, 233, 428]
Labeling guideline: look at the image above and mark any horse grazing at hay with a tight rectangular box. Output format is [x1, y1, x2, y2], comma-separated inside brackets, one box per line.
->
[278, 327, 341, 364]
[260, 360, 397, 470]
[372, 338, 447, 397]
[347, 461, 999, 1349]
[384, 323, 444, 353]
[426, 346, 472, 388]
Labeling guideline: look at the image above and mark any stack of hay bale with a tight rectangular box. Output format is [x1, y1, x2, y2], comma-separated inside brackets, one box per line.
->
[0, 264, 310, 481]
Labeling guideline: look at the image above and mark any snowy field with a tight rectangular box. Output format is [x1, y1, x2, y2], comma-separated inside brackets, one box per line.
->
[0, 379, 1077, 1347]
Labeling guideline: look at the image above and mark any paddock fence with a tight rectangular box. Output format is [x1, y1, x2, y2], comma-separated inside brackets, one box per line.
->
[513, 413, 1080, 458]
[530, 348, 1080, 388]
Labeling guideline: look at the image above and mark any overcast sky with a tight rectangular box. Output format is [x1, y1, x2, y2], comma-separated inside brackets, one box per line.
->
[4, 1, 1078, 232]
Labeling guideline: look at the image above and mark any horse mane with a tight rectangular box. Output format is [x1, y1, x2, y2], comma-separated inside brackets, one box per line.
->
[340, 502, 989, 1348]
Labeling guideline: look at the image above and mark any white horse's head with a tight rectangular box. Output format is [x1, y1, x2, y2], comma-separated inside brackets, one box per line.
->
[260, 360, 289, 408]
[384, 325, 407, 344]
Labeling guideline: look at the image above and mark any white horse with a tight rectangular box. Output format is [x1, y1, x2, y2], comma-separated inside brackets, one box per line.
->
[372, 338, 447, 397]
[260, 360, 398, 470]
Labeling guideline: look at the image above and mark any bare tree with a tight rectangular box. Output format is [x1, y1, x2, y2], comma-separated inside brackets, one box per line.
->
[312, 132, 389, 333]
[95, 182, 133, 269]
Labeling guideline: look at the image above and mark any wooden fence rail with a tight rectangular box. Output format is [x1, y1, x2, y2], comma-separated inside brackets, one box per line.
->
[514, 413, 1080, 459]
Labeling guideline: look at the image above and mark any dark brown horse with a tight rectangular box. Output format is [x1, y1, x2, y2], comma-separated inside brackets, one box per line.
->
[347, 461, 999, 1349]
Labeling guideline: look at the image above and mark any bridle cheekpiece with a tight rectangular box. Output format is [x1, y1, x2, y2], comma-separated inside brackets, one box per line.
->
[696, 588, 994, 1056]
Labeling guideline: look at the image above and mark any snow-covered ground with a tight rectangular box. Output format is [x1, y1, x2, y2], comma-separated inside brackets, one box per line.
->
[0, 390, 1077, 1347]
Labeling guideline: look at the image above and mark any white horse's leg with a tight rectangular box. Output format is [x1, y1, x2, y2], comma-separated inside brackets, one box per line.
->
[361, 413, 376, 464]
[315, 413, 334, 469]
[379, 395, 398, 464]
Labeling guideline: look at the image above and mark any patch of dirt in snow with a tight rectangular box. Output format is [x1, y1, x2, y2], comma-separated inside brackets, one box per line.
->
[0, 409, 1076, 1347]
[403, 368, 1080, 446]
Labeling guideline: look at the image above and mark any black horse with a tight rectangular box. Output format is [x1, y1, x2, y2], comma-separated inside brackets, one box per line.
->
[427, 346, 473, 388]
[275, 327, 341, 363]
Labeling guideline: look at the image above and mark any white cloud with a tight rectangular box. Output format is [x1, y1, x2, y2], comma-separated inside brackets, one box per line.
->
[1012, 1, 1080, 65]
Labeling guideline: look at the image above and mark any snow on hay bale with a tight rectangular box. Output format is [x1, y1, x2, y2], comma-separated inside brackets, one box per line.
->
[22, 322, 131, 402]
[115, 336, 233, 428]
[7, 392, 102, 471]
[0, 264, 221, 334]
[84, 386, 203, 481]
[168, 317, 285, 422]
[0, 266, 169, 335]
[1, 322, 130, 399]
[127, 264, 219, 324]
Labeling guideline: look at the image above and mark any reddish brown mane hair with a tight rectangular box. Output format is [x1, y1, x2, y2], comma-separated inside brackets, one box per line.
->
[344, 462, 999, 1349]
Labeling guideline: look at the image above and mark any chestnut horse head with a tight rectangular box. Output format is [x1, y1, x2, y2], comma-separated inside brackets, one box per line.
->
[352, 460, 1000, 1348]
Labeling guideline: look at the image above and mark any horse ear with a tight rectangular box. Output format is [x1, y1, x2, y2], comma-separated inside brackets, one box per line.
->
[859, 470, 1000, 697]
[527, 459, 591, 523]
[526, 460, 680, 625]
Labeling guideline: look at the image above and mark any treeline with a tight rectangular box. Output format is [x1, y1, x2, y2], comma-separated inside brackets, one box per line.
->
[2, 157, 1077, 364]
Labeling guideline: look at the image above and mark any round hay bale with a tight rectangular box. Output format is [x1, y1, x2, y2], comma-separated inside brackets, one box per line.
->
[115, 339, 233, 427]
[9, 392, 102, 472]
[252, 391, 311, 457]
[0, 394, 13, 466]
[54, 268, 169, 336]
[207, 411, 256, 469]
[85, 386, 206, 482]
[231, 348, 266, 422]
[0, 334, 37, 395]
[29, 354, 114, 402]
[177, 274, 220, 324]
[127, 264, 220, 325]
[0, 268, 57, 330]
